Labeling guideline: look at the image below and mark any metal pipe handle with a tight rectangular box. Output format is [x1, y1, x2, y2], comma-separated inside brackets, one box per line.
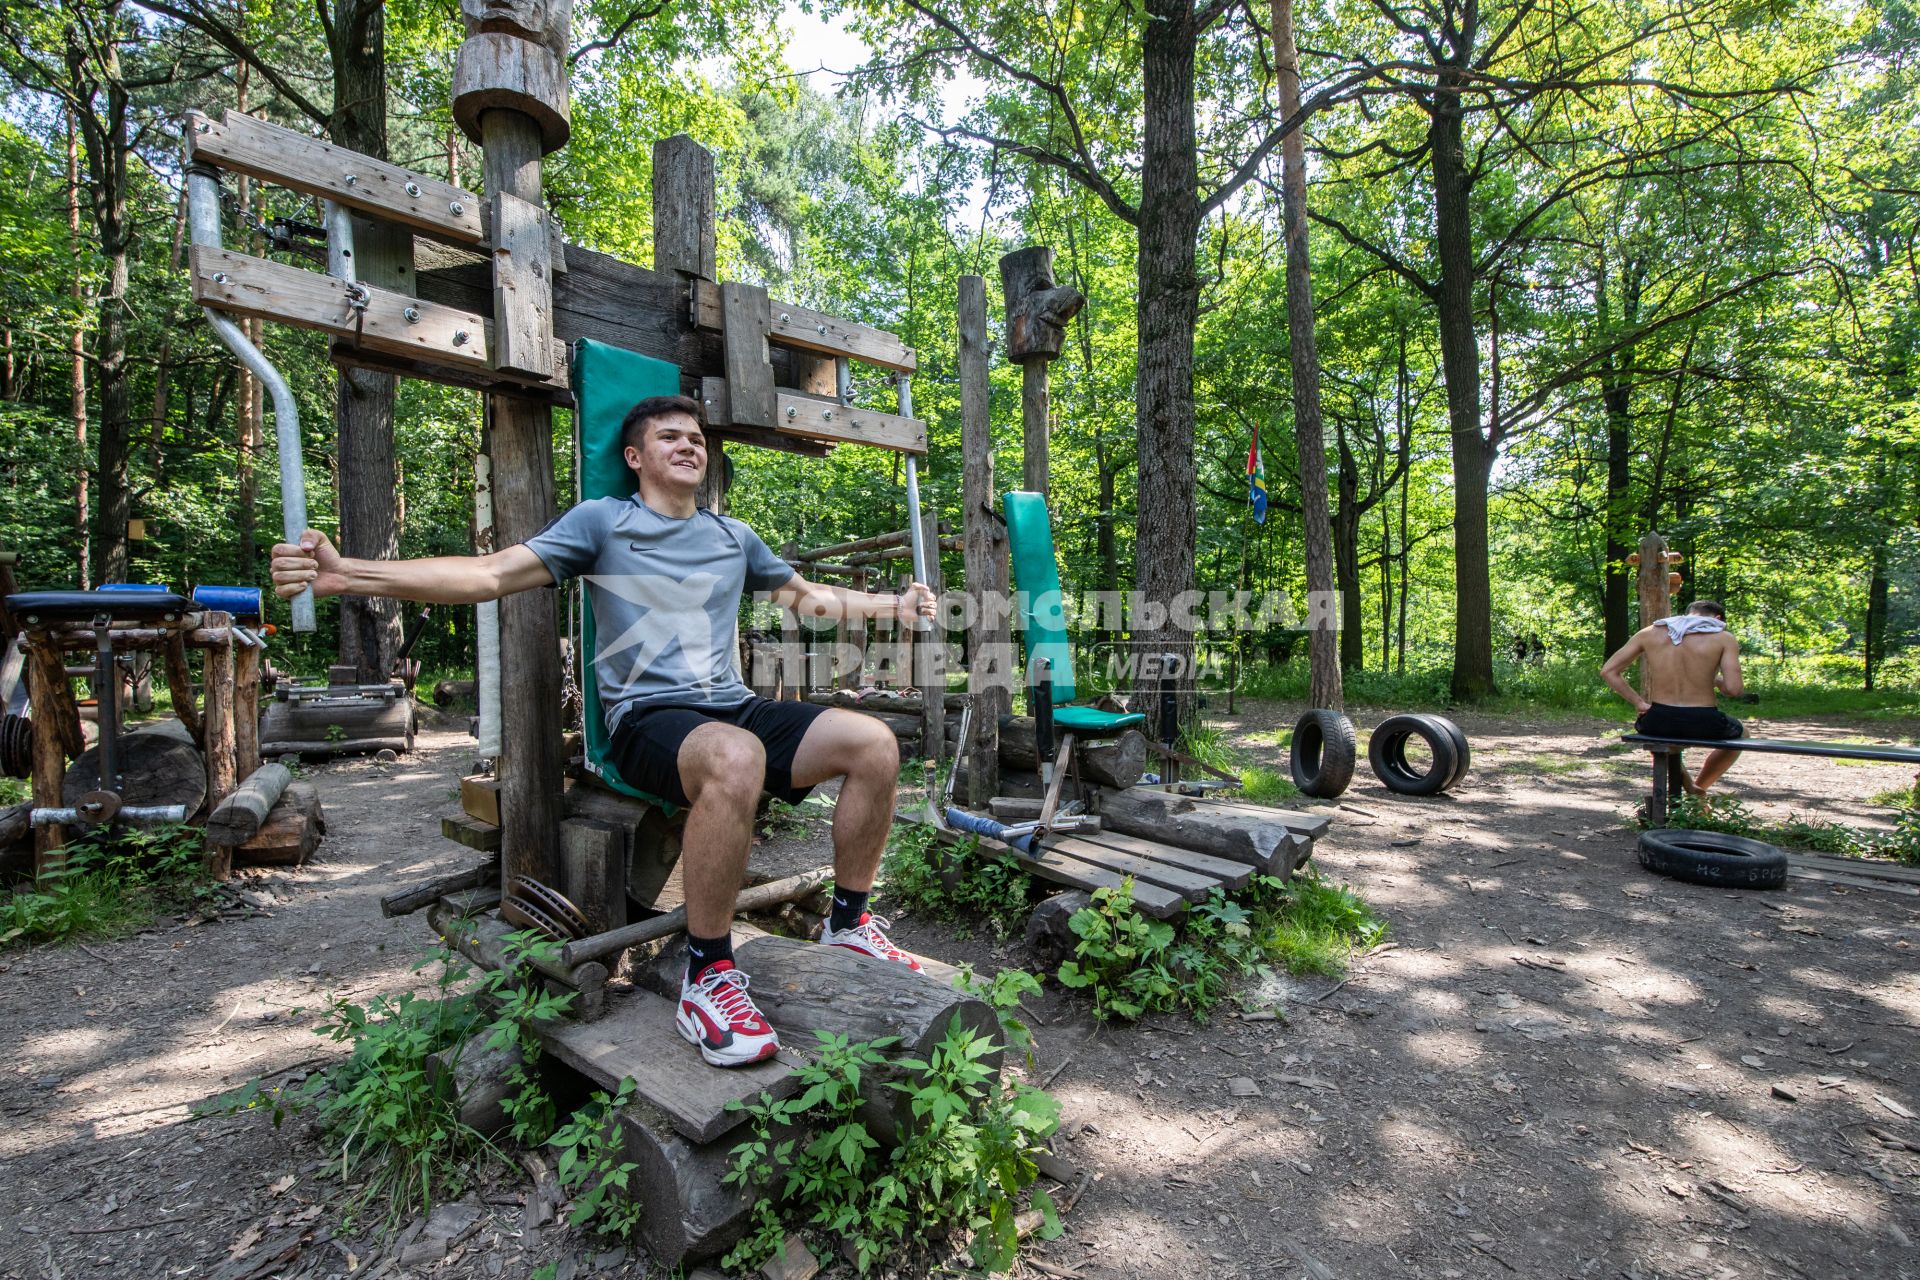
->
[895, 373, 933, 634]
[188, 167, 315, 632]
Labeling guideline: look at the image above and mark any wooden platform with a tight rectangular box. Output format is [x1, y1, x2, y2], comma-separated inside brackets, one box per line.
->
[912, 788, 1332, 919]
[537, 987, 801, 1142]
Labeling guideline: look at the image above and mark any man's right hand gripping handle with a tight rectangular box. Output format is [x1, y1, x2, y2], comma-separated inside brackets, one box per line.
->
[272, 529, 352, 601]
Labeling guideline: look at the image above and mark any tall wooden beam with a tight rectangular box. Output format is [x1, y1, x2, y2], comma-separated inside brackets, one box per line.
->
[999, 247, 1084, 499]
[653, 136, 715, 281]
[958, 275, 1009, 805]
[456, 0, 571, 892]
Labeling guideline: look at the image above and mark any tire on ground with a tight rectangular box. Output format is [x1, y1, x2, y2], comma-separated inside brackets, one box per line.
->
[1367, 713, 1462, 796]
[1290, 709, 1357, 799]
[1411, 713, 1471, 789]
[1637, 829, 1787, 890]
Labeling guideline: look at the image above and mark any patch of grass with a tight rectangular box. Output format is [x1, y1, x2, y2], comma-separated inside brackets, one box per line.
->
[758, 795, 830, 839]
[1871, 784, 1919, 810]
[0, 776, 28, 806]
[1505, 752, 1587, 777]
[2, 823, 217, 948]
[1181, 723, 1299, 804]
[1657, 795, 1859, 856]
[1265, 876, 1389, 977]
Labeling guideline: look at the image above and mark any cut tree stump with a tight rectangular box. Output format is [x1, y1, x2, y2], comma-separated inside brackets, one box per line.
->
[998, 716, 1147, 789]
[61, 724, 207, 816]
[641, 926, 994, 1143]
[426, 1031, 525, 1137]
[1026, 890, 1092, 968]
[616, 1096, 764, 1268]
[234, 781, 325, 866]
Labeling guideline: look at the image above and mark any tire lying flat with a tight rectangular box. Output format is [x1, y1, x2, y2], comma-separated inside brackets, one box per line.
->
[1367, 713, 1462, 796]
[1290, 709, 1357, 799]
[1638, 829, 1787, 890]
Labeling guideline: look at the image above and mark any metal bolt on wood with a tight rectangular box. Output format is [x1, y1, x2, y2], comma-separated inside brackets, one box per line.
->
[344, 173, 357, 185]
[453, 330, 470, 345]
[450, 200, 465, 216]
[404, 306, 420, 323]
[405, 181, 422, 196]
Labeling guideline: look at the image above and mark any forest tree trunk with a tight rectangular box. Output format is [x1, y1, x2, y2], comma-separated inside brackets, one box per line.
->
[1271, 0, 1341, 709]
[1599, 259, 1641, 656]
[327, 0, 403, 680]
[66, 111, 89, 588]
[1429, 70, 1494, 700]
[1133, 0, 1203, 734]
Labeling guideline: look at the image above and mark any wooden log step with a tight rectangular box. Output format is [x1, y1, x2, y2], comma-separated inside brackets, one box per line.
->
[442, 813, 502, 852]
[617, 1098, 756, 1268]
[1067, 828, 1255, 890]
[62, 728, 206, 815]
[535, 987, 801, 1143]
[1185, 794, 1333, 838]
[641, 925, 994, 1143]
[1042, 836, 1222, 902]
[234, 782, 325, 866]
[205, 762, 293, 846]
[1786, 850, 1920, 886]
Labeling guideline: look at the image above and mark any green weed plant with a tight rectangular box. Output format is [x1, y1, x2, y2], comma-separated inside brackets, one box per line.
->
[2, 822, 215, 948]
[880, 820, 1032, 939]
[1657, 795, 1920, 867]
[1056, 873, 1386, 1021]
[722, 1008, 1061, 1276]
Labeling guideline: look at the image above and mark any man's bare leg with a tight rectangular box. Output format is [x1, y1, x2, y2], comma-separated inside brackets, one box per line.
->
[1694, 747, 1741, 799]
[677, 724, 766, 937]
[790, 709, 901, 893]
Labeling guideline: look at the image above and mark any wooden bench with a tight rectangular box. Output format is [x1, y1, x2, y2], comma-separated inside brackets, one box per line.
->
[1622, 732, 1920, 823]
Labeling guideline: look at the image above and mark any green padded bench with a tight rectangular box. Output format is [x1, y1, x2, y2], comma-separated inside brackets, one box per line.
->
[570, 338, 685, 814]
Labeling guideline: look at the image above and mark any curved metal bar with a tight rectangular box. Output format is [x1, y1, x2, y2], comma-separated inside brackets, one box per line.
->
[187, 167, 316, 632]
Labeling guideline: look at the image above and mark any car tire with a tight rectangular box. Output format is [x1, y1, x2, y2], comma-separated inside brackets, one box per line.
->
[1637, 829, 1787, 890]
[1410, 713, 1471, 789]
[1368, 713, 1462, 796]
[1290, 709, 1357, 799]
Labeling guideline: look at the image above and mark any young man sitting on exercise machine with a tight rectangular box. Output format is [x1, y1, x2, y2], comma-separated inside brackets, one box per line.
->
[271, 395, 935, 1068]
[1600, 599, 1746, 802]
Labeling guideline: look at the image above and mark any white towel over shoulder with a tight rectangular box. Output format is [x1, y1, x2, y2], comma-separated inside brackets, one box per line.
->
[1654, 615, 1726, 645]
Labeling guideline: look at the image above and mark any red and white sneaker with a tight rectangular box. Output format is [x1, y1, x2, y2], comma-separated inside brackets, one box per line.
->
[677, 961, 780, 1068]
[820, 913, 924, 972]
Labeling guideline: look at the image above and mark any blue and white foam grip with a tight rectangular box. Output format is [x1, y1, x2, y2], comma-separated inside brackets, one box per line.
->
[943, 807, 1038, 857]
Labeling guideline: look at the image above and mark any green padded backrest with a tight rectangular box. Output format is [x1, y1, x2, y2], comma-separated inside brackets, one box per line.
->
[571, 339, 682, 808]
[1002, 490, 1076, 705]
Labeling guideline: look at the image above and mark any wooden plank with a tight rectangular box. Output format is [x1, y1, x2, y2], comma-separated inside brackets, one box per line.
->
[185, 109, 485, 247]
[443, 812, 502, 852]
[701, 378, 925, 455]
[693, 280, 916, 372]
[236, 782, 324, 866]
[1787, 851, 1920, 886]
[1186, 795, 1332, 839]
[1787, 865, 1920, 896]
[1023, 844, 1189, 917]
[1070, 827, 1255, 889]
[489, 190, 557, 378]
[537, 987, 799, 1143]
[1045, 836, 1222, 901]
[653, 135, 716, 279]
[560, 816, 626, 936]
[721, 282, 776, 428]
[461, 774, 503, 826]
[191, 246, 563, 382]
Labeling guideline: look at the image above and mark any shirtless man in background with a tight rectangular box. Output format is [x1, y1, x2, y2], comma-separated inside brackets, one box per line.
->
[1600, 600, 1746, 799]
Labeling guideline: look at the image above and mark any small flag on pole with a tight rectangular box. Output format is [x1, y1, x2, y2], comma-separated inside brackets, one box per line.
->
[1247, 433, 1268, 525]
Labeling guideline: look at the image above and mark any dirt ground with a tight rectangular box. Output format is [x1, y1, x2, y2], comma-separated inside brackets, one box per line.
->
[4, 701, 1919, 1280]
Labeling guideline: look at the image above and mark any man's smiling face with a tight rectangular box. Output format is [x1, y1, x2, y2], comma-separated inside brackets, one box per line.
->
[626, 411, 708, 494]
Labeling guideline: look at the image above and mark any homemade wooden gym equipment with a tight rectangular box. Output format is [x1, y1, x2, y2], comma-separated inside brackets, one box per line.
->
[178, 4, 997, 1262]
[1, 582, 322, 883]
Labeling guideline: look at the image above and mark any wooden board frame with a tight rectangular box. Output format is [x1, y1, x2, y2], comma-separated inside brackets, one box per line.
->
[701, 378, 926, 455]
[185, 110, 487, 247]
[191, 245, 565, 387]
[693, 279, 917, 373]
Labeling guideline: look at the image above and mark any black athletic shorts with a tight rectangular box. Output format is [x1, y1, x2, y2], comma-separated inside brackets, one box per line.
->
[1636, 703, 1744, 742]
[607, 696, 829, 807]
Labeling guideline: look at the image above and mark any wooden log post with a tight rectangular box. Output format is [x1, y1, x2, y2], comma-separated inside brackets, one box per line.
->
[161, 633, 203, 745]
[201, 628, 238, 878]
[455, 0, 573, 893]
[426, 1031, 526, 1137]
[917, 506, 946, 765]
[560, 815, 626, 936]
[654, 135, 729, 517]
[25, 642, 70, 882]
[1636, 531, 1674, 627]
[998, 717, 1147, 789]
[233, 638, 262, 779]
[958, 274, 1010, 806]
[998, 247, 1084, 498]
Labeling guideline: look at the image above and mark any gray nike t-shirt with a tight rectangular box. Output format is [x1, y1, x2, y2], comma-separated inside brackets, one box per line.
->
[522, 496, 795, 730]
